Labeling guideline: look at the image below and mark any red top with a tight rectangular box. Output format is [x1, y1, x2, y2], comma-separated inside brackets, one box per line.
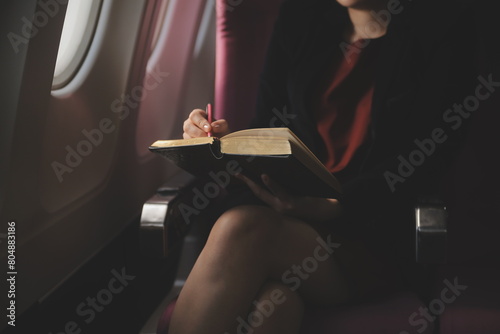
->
[313, 39, 380, 173]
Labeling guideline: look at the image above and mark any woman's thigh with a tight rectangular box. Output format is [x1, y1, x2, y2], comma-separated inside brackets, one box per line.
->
[213, 204, 400, 305]
[207, 204, 353, 306]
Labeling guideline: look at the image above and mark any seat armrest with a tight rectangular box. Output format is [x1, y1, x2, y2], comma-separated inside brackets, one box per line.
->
[140, 171, 196, 258]
[415, 198, 448, 264]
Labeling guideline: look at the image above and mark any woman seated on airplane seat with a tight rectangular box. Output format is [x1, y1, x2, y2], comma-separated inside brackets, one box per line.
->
[169, 0, 486, 332]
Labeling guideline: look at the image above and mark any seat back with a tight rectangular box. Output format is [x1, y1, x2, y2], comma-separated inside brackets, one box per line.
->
[214, 0, 285, 131]
[442, 58, 500, 263]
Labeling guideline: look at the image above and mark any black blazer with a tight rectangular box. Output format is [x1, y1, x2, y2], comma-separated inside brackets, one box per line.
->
[250, 0, 492, 235]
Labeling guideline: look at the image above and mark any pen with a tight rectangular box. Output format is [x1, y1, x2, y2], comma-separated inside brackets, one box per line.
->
[206, 103, 213, 137]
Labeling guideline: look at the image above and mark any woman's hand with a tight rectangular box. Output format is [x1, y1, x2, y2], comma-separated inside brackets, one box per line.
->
[183, 109, 231, 139]
[236, 173, 342, 223]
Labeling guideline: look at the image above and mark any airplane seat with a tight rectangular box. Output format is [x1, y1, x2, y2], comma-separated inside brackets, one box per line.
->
[214, 0, 284, 131]
[432, 266, 500, 334]
[429, 69, 500, 334]
[155, 1, 436, 333]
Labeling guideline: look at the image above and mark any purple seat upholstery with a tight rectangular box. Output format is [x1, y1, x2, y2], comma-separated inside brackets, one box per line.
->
[157, 298, 177, 334]
[301, 291, 434, 334]
[157, 292, 434, 334]
[214, 0, 285, 131]
[433, 266, 500, 334]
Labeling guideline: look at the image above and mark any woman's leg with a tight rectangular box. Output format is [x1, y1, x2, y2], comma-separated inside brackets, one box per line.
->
[168, 205, 350, 334]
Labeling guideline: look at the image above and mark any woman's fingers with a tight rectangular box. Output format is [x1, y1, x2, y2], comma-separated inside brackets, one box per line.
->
[190, 109, 211, 132]
[237, 174, 341, 222]
[182, 109, 211, 138]
[261, 174, 292, 203]
[183, 118, 206, 138]
[211, 119, 230, 137]
[236, 174, 278, 207]
[183, 109, 232, 138]
[236, 174, 294, 214]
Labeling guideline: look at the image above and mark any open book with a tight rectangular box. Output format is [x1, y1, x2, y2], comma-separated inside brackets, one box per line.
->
[149, 128, 342, 198]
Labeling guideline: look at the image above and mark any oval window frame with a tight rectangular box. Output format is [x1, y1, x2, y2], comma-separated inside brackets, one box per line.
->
[52, 0, 103, 89]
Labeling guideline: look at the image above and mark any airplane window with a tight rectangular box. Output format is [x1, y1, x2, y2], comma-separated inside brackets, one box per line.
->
[52, 0, 102, 89]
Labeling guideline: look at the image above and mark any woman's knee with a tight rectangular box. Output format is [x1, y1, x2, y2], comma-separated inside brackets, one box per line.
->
[208, 205, 283, 249]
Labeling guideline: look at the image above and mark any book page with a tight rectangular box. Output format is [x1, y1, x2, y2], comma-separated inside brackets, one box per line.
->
[150, 137, 214, 147]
